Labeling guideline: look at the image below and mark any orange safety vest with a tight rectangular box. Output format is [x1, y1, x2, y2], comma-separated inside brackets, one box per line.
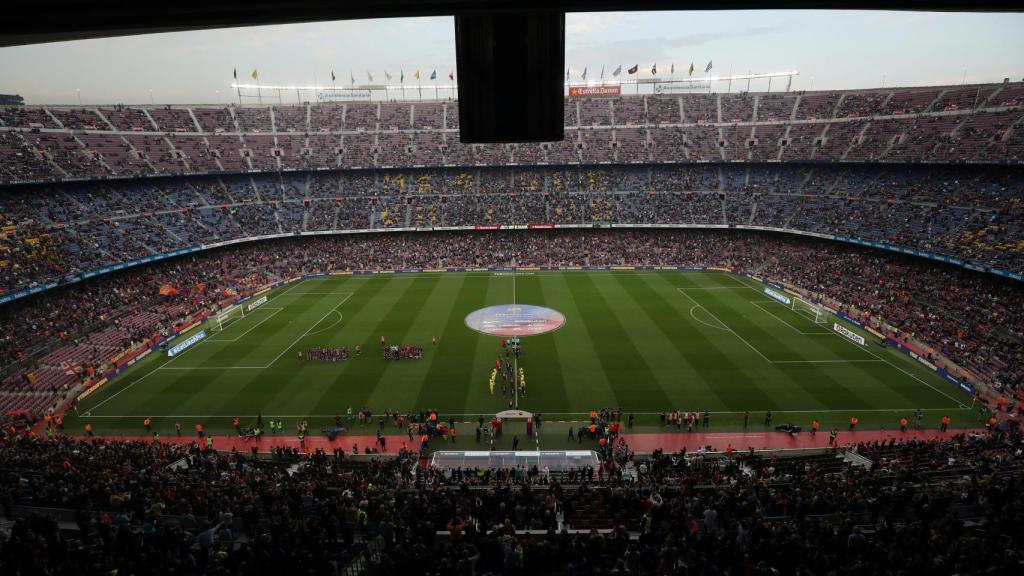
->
[811, 420, 819, 430]
[144, 418, 151, 427]
[942, 416, 951, 425]
[195, 424, 203, 432]
[900, 418, 908, 427]
[850, 417, 858, 425]
[84, 424, 92, 432]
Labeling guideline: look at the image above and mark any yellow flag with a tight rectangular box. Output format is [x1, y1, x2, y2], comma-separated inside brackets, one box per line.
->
[251, 69, 258, 80]
[688, 62, 694, 77]
[414, 70, 420, 81]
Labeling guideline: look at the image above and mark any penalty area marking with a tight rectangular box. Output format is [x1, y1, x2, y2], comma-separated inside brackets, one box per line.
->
[729, 275, 970, 409]
[86, 293, 354, 415]
[748, 300, 832, 335]
[206, 307, 284, 343]
[679, 288, 883, 366]
[159, 292, 353, 371]
[688, 305, 730, 332]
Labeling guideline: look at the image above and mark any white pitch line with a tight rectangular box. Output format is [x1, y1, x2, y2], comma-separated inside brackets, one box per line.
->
[83, 363, 165, 415]
[688, 305, 730, 332]
[83, 406, 969, 419]
[771, 359, 884, 364]
[305, 310, 343, 336]
[206, 308, 283, 343]
[677, 288, 774, 363]
[263, 292, 352, 368]
[828, 330, 970, 409]
[724, 272, 970, 407]
[676, 286, 752, 290]
[749, 300, 831, 336]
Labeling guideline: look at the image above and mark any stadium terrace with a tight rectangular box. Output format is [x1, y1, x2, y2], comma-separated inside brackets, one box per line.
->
[2, 81, 1024, 575]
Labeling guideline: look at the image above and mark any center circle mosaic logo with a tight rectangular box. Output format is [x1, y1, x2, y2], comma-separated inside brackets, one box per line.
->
[465, 304, 566, 337]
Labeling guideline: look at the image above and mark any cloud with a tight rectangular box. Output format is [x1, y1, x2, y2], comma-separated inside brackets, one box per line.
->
[568, 23, 786, 63]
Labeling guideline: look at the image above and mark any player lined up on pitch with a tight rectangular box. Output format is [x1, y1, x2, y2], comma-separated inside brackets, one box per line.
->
[300, 345, 349, 362]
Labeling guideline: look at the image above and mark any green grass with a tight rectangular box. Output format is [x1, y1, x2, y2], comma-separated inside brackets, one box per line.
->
[66, 270, 978, 437]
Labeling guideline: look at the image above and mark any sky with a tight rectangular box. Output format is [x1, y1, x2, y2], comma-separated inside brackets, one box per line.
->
[0, 10, 1022, 105]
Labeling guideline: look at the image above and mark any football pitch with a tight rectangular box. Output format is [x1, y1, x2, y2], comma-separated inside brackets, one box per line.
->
[68, 270, 976, 437]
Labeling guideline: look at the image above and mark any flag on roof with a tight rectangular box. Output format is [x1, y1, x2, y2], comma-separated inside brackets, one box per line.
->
[430, 70, 437, 80]
[651, 63, 657, 75]
[582, 67, 587, 80]
[705, 60, 713, 72]
[671, 63, 675, 75]
[415, 70, 421, 80]
[251, 69, 258, 80]
[400, 69, 405, 83]
[331, 70, 336, 82]
[600, 66, 605, 79]
[612, 65, 622, 77]
[627, 64, 638, 75]
[233, 68, 237, 79]
[385, 71, 393, 81]
[688, 62, 694, 76]
[367, 71, 374, 82]
[449, 70, 454, 80]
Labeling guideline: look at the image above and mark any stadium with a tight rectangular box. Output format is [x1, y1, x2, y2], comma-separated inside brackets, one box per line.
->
[1, 3, 1023, 575]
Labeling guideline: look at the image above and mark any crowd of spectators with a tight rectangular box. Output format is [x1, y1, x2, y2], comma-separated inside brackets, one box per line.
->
[0, 416, 1022, 574]
[1, 228, 1021, 418]
[1, 164, 1021, 300]
[1, 82, 1023, 184]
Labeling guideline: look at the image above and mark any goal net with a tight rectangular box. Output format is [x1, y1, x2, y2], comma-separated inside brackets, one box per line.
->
[792, 297, 828, 324]
[211, 304, 245, 332]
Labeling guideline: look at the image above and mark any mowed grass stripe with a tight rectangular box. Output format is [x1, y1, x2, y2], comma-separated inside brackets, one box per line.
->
[646, 273, 781, 411]
[731, 274, 967, 408]
[88, 282, 334, 419]
[507, 274, 571, 414]
[273, 275, 432, 414]
[566, 273, 672, 411]
[610, 273, 733, 410]
[209, 277, 373, 417]
[596, 273, 714, 409]
[361, 274, 468, 411]
[538, 273, 619, 412]
[175, 289, 349, 416]
[417, 274, 493, 413]
[695, 287, 875, 410]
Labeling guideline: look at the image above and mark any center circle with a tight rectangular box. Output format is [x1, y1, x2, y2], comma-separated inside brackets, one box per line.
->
[465, 304, 566, 337]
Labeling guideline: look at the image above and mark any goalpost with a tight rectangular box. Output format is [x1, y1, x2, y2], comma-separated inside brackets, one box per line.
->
[211, 304, 245, 332]
[792, 296, 829, 324]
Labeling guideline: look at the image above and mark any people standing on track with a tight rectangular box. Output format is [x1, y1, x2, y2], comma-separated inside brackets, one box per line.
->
[941, 415, 951, 432]
[743, 411, 749, 430]
[811, 419, 820, 435]
[764, 410, 772, 427]
[849, 416, 858, 431]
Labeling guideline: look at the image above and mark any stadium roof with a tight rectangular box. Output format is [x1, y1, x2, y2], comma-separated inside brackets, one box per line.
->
[1, 0, 1021, 47]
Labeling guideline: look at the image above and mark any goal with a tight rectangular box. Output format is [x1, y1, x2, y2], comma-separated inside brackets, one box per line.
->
[792, 297, 828, 324]
[211, 304, 245, 332]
